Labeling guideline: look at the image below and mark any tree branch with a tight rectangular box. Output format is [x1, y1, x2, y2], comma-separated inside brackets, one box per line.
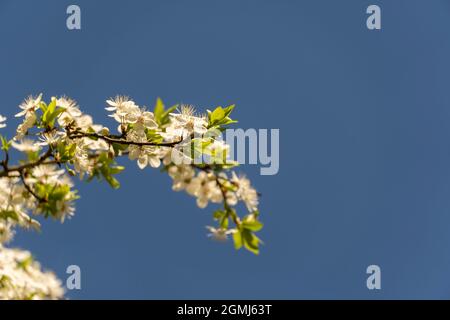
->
[0, 148, 54, 178]
[67, 130, 183, 147]
[19, 171, 47, 203]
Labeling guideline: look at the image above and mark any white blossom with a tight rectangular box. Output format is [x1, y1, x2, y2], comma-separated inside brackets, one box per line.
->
[56, 96, 79, 110]
[127, 130, 164, 169]
[168, 105, 208, 138]
[0, 246, 64, 300]
[15, 112, 37, 139]
[38, 131, 63, 147]
[106, 97, 159, 134]
[14, 94, 43, 139]
[15, 94, 42, 118]
[11, 139, 41, 153]
[106, 96, 139, 125]
[0, 221, 14, 244]
[205, 226, 236, 242]
[105, 95, 136, 113]
[168, 165, 195, 191]
[0, 115, 6, 129]
[127, 108, 158, 132]
[53, 200, 75, 223]
[28, 165, 77, 223]
[231, 172, 259, 212]
[57, 97, 83, 127]
[72, 138, 94, 176]
[128, 144, 162, 169]
[163, 147, 193, 166]
[31, 165, 65, 184]
[69, 136, 110, 177]
[204, 139, 230, 164]
[186, 171, 223, 208]
[0, 177, 40, 232]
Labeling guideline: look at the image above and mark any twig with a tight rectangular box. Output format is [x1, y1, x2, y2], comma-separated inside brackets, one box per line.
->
[0, 148, 54, 178]
[19, 171, 47, 203]
[67, 130, 183, 147]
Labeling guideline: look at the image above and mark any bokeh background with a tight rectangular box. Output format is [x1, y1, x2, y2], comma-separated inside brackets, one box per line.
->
[1, 0, 450, 299]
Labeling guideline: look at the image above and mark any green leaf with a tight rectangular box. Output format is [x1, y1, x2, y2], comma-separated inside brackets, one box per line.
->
[27, 151, 40, 162]
[41, 98, 64, 128]
[163, 105, 177, 117]
[210, 106, 225, 124]
[191, 137, 213, 156]
[0, 135, 11, 152]
[223, 104, 235, 117]
[232, 230, 243, 250]
[105, 175, 120, 189]
[0, 275, 12, 287]
[242, 215, 264, 232]
[154, 98, 177, 126]
[48, 98, 56, 114]
[208, 105, 237, 128]
[146, 130, 164, 144]
[0, 210, 20, 222]
[213, 210, 226, 220]
[110, 165, 125, 175]
[39, 101, 48, 113]
[42, 99, 55, 122]
[17, 255, 34, 270]
[220, 216, 229, 229]
[153, 97, 165, 122]
[65, 164, 76, 176]
[242, 229, 261, 255]
[112, 142, 128, 155]
[46, 108, 65, 128]
[58, 143, 77, 162]
[91, 153, 124, 189]
[221, 118, 238, 126]
[49, 185, 70, 201]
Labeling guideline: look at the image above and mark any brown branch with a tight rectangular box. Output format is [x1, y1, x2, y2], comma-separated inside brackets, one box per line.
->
[0, 148, 54, 178]
[19, 171, 47, 203]
[67, 130, 183, 147]
[1, 149, 9, 171]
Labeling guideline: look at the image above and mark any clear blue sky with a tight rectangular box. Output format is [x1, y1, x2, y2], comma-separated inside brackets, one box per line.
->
[2, 0, 450, 299]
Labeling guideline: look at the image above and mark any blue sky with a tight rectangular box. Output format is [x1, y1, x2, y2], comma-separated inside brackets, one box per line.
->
[1, 0, 450, 299]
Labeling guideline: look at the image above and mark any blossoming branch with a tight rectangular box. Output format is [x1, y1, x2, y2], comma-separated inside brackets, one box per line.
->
[0, 94, 264, 298]
[0, 94, 266, 297]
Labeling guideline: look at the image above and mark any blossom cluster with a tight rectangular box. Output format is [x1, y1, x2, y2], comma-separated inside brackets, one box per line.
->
[0, 246, 63, 300]
[0, 94, 263, 299]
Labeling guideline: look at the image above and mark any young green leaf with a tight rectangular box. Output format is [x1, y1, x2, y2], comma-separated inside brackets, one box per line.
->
[232, 230, 243, 250]
[242, 229, 261, 255]
[242, 215, 264, 232]
[0, 135, 11, 152]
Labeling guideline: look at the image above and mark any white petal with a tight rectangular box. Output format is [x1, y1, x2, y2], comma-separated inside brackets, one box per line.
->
[196, 197, 208, 208]
[128, 148, 139, 160]
[148, 157, 161, 168]
[144, 118, 158, 129]
[137, 156, 148, 169]
[15, 110, 27, 117]
[106, 100, 117, 107]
